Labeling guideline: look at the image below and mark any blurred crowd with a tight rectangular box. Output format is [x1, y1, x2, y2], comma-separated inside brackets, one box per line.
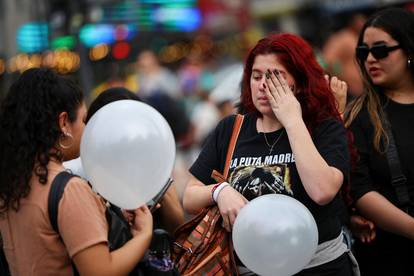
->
[86, 11, 368, 200]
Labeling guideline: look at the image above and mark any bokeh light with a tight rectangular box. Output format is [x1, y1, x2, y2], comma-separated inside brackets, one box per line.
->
[90, 44, 110, 61]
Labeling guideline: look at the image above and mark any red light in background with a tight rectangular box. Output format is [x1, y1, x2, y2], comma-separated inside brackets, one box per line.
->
[112, 41, 130, 59]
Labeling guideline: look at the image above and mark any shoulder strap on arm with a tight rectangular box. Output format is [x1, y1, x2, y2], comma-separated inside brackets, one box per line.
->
[223, 114, 244, 179]
[383, 113, 410, 210]
[48, 171, 77, 234]
[211, 114, 244, 182]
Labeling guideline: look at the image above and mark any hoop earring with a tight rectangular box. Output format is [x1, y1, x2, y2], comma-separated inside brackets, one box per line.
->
[59, 132, 73, 149]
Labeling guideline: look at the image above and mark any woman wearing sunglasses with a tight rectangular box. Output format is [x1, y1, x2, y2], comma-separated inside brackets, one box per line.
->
[345, 8, 414, 276]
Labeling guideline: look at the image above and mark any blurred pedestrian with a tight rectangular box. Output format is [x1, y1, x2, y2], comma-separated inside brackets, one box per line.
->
[135, 50, 180, 99]
[323, 13, 366, 96]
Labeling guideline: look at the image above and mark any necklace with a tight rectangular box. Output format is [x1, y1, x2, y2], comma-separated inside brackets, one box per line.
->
[263, 130, 284, 154]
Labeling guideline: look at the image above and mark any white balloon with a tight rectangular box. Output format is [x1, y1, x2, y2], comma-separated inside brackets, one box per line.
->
[63, 157, 87, 179]
[80, 100, 175, 210]
[233, 194, 318, 276]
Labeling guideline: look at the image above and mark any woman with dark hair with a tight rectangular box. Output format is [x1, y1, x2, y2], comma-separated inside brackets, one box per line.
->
[183, 33, 355, 275]
[0, 68, 153, 275]
[344, 7, 414, 276]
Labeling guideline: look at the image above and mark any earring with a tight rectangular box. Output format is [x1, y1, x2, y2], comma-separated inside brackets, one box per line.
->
[408, 58, 412, 67]
[59, 132, 73, 149]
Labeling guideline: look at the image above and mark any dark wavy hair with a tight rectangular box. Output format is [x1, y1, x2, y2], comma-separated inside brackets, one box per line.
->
[86, 87, 141, 123]
[345, 8, 414, 152]
[239, 33, 341, 130]
[0, 68, 83, 213]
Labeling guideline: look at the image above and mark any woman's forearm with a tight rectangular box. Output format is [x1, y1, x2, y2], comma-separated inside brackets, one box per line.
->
[73, 231, 152, 276]
[356, 191, 414, 240]
[285, 119, 343, 205]
[109, 231, 152, 275]
[183, 177, 215, 214]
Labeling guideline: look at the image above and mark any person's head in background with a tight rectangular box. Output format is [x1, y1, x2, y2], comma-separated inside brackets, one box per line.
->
[355, 7, 414, 91]
[136, 50, 161, 75]
[239, 33, 340, 129]
[0, 68, 85, 212]
[346, 8, 414, 150]
[88, 87, 193, 149]
[346, 13, 367, 34]
[86, 87, 141, 123]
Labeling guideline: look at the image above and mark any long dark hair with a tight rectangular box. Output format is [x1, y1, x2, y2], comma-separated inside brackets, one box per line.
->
[345, 8, 414, 152]
[0, 68, 83, 213]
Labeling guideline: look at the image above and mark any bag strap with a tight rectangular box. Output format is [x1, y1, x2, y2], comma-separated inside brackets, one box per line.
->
[47, 171, 80, 275]
[211, 114, 244, 182]
[48, 171, 77, 233]
[210, 114, 243, 276]
[383, 112, 410, 209]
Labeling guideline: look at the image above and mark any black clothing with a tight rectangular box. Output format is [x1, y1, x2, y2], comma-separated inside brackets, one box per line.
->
[295, 252, 354, 276]
[353, 231, 414, 276]
[350, 99, 414, 206]
[190, 113, 350, 244]
[350, 98, 414, 276]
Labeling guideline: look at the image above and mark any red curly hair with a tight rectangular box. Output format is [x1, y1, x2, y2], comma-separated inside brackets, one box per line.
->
[240, 33, 341, 130]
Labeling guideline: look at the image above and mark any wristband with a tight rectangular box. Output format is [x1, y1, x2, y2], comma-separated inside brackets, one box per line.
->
[211, 183, 221, 202]
[212, 182, 230, 203]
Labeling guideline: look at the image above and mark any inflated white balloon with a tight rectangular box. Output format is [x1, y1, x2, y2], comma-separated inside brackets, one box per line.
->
[233, 194, 318, 276]
[80, 100, 175, 209]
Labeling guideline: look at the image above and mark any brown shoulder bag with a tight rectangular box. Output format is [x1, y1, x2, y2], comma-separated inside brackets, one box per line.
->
[173, 114, 244, 276]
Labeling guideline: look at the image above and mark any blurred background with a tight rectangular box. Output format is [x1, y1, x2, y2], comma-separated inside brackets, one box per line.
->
[1, 0, 413, 196]
[2, 0, 414, 99]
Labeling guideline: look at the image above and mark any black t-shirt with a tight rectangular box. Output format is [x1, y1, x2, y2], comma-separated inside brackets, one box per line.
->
[190, 113, 350, 243]
[349, 98, 414, 276]
[350, 99, 414, 208]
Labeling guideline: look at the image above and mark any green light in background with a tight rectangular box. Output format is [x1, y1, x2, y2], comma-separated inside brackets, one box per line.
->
[51, 36, 76, 50]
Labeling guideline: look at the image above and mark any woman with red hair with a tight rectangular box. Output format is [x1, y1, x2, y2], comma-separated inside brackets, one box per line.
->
[183, 33, 355, 275]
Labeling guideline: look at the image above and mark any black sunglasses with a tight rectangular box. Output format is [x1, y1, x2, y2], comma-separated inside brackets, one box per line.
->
[356, 43, 401, 61]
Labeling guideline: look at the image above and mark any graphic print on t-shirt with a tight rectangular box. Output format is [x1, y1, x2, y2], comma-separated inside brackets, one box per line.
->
[228, 164, 292, 201]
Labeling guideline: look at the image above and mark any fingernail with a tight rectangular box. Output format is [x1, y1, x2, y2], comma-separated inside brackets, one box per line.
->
[265, 71, 271, 79]
[273, 69, 280, 75]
